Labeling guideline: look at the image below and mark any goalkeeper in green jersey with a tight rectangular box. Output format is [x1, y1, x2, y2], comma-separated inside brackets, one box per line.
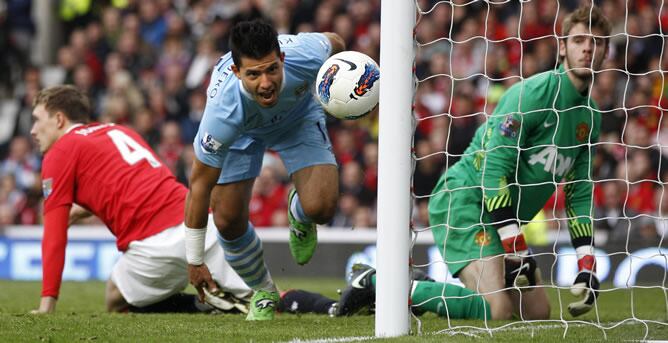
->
[428, 5, 611, 320]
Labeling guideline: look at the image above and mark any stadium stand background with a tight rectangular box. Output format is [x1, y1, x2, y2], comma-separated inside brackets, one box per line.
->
[0, 0, 667, 249]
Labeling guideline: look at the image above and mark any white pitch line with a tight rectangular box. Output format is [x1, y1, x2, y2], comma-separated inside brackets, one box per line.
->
[286, 319, 667, 342]
[434, 319, 658, 336]
[284, 336, 375, 343]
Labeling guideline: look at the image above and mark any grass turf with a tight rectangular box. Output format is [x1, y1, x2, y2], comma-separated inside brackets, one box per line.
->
[1, 278, 667, 342]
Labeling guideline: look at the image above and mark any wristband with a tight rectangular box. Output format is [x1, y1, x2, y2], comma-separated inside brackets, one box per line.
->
[497, 223, 528, 255]
[185, 226, 207, 265]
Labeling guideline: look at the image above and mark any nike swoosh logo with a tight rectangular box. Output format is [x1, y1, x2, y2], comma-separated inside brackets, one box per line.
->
[350, 268, 374, 289]
[512, 262, 530, 275]
[335, 58, 357, 71]
[544, 121, 556, 128]
[290, 226, 306, 239]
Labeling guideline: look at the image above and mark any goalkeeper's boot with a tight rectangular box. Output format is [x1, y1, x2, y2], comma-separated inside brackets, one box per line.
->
[504, 255, 539, 290]
[246, 290, 280, 321]
[287, 188, 318, 265]
[336, 263, 376, 316]
[203, 285, 250, 314]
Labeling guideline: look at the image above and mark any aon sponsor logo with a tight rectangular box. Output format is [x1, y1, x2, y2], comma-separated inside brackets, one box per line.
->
[528, 147, 574, 177]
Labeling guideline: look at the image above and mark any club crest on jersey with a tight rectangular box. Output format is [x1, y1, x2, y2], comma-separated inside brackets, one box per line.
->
[42, 178, 53, 199]
[474, 231, 492, 247]
[499, 115, 520, 138]
[318, 64, 340, 104]
[350, 63, 380, 99]
[200, 132, 222, 154]
[576, 122, 590, 142]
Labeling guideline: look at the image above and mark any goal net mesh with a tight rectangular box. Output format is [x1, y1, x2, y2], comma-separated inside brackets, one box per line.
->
[410, 0, 668, 338]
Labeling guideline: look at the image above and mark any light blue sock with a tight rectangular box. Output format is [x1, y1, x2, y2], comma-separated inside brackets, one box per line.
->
[217, 223, 276, 291]
[290, 192, 312, 224]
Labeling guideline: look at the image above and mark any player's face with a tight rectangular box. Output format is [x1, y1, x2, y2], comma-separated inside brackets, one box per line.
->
[560, 23, 608, 81]
[232, 51, 285, 108]
[30, 105, 64, 153]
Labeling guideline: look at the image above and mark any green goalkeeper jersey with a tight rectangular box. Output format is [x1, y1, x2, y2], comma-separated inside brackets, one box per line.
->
[438, 64, 600, 238]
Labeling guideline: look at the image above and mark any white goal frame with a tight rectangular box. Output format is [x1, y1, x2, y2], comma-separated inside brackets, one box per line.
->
[375, 0, 417, 337]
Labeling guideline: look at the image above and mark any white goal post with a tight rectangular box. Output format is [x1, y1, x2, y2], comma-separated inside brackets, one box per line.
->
[375, 0, 417, 337]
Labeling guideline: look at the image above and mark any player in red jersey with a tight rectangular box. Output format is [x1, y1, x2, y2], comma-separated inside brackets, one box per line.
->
[30, 85, 251, 314]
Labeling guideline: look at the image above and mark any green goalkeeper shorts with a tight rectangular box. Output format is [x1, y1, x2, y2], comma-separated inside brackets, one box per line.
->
[428, 168, 504, 277]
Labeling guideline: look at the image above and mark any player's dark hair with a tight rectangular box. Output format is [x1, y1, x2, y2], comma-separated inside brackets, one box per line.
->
[33, 85, 91, 124]
[229, 19, 280, 67]
[562, 5, 612, 41]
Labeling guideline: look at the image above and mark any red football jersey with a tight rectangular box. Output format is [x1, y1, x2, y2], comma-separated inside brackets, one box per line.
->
[42, 123, 187, 251]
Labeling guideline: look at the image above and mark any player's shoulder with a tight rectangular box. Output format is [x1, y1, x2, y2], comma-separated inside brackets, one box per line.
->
[500, 69, 557, 110]
[279, 33, 328, 49]
[69, 123, 120, 139]
[280, 33, 330, 61]
[206, 53, 243, 113]
[509, 69, 556, 94]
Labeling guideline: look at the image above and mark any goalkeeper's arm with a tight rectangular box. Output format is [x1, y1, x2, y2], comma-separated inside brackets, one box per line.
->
[479, 85, 550, 287]
[480, 85, 549, 256]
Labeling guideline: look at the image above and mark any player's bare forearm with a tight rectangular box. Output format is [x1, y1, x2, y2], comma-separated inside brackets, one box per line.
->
[185, 159, 221, 228]
[323, 32, 346, 55]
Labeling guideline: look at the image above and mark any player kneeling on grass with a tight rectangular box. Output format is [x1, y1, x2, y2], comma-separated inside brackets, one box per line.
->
[30, 85, 251, 314]
[427, 5, 610, 320]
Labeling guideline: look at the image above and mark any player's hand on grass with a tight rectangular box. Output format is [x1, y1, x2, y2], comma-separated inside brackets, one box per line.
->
[30, 296, 57, 314]
[188, 263, 219, 302]
[568, 255, 599, 317]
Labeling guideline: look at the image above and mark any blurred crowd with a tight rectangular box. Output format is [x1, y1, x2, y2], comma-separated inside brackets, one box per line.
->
[0, 0, 667, 246]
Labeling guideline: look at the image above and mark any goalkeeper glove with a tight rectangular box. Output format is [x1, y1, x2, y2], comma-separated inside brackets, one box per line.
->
[568, 255, 600, 317]
[498, 223, 539, 290]
[504, 255, 539, 289]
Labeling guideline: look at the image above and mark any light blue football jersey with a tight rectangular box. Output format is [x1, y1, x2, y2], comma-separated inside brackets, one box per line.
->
[195, 32, 332, 168]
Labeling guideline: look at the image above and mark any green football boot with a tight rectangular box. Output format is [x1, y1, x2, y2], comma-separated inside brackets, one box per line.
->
[246, 290, 280, 321]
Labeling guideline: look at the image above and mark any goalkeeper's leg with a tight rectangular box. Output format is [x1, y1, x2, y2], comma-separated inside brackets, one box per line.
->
[410, 280, 491, 319]
[459, 255, 514, 320]
[459, 255, 550, 320]
[336, 264, 491, 319]
[509, 272, 550, 320]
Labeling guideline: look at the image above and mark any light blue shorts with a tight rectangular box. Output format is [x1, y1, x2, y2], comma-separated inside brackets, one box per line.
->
[217, 117, 336, 184]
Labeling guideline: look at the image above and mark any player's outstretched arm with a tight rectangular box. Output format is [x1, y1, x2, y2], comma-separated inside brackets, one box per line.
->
[32, 205, 71, 314]
[322, 32, 346, 56]
[184, 159, 222, 302]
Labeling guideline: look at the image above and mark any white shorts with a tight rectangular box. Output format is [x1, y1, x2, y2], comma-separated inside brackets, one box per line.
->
[110, 215, 252, 307]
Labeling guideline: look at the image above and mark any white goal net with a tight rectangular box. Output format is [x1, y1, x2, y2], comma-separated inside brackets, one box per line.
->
[385, 0, 668, 339]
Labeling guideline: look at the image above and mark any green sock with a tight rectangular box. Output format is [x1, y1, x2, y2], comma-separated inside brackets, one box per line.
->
[410, 280, 490, 320]
[369, 275, 490, 319]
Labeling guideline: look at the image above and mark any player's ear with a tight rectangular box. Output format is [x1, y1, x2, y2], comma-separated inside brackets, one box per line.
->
[559, 38, 566, 59]
[231, 64, 240, 77]
[280, 52, 285, 62]
[55, 111, 67, 129]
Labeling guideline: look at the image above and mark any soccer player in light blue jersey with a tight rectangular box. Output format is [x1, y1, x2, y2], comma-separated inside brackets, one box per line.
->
[184, 19, 345, 321]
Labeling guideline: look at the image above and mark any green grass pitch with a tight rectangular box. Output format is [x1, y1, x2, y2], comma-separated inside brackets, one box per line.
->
[1, 278, 667, 342]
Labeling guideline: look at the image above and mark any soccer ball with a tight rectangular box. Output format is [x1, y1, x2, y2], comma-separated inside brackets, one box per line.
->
[315, 51, 380, 120]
